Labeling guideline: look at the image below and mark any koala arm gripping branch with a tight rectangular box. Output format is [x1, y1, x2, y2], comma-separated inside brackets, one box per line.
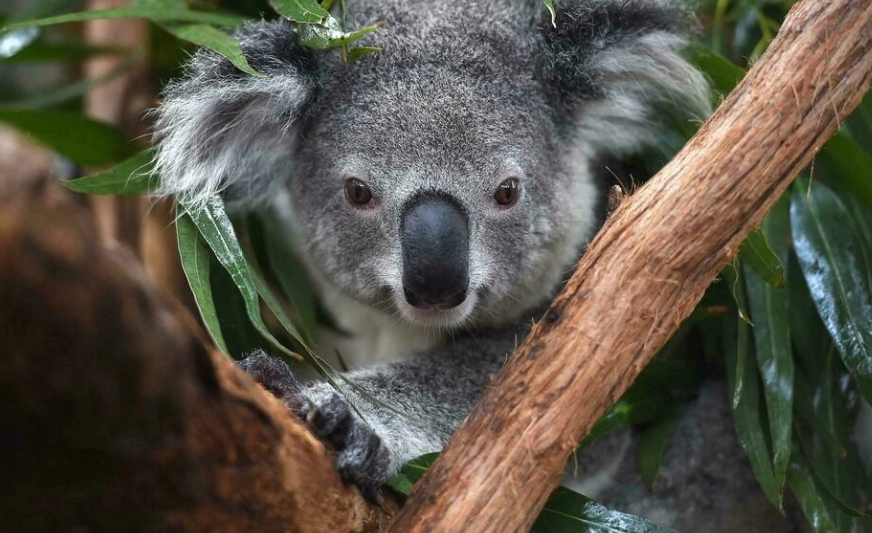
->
[240, 319, 529, 501]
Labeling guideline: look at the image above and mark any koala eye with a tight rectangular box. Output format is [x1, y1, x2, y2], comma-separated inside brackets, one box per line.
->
[494, 178, 520, 206]
[344, 178, 373, 206]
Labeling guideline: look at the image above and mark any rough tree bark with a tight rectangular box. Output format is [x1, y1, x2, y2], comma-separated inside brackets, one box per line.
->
[0, 175, 397, 532]
[385, 1, 872, 532]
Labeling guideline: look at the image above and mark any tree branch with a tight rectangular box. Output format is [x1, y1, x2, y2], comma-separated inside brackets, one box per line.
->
[386, 1, 872, 532]
[0, 176, 396, 532]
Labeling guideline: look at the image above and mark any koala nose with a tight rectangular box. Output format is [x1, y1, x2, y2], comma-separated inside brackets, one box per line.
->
[401, 195, 469, 310]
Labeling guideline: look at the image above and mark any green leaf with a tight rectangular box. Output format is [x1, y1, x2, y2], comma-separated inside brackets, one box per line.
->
[791, 178, 872, 406]
[345, 45, 381, 63]
[210, 255, 265, 360]
[1, 52, 142, 110]
[0, 8, 243, 33]
[787, 449, 839, 533]
[843, 90, 872, 155]
[743, 196, 793, 503]
[262, 214, 319, 344]
[690, 47, 746, 95]
[177, 214, 229, 355]
[534, 487, 681, 533]
[542, 0, 557, 27]
[724, 266, 782, 509]
[817, 132, 872, 209]
[0, 109, 134, 166]
[638, 411, 680, 490]
[297, 22, 378, 49]
[0, 41, 128, 63]
[579, 391, 674, 449]
[740, 227, 785, 288]
[386, 452, 439, 496]
[269, 0, 331, 25]
[63, 149, 157, 195]
[159, 23, 262, 77]
[183, 196, 304, 364]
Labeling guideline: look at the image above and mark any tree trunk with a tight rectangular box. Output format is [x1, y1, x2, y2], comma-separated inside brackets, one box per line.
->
[385, 0, 872, 532]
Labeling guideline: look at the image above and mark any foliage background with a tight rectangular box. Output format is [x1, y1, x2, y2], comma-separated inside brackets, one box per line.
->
[0, 0, 870, 531]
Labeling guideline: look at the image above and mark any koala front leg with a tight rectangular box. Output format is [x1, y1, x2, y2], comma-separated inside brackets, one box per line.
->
[240, 321, 525, 501]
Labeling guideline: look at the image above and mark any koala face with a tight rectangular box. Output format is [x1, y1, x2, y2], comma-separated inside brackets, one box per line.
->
[288, 62, 599, 328]
[153, 0, 710, 329]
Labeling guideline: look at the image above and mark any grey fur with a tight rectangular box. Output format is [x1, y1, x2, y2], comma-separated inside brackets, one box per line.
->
[152, 1, 795, 530]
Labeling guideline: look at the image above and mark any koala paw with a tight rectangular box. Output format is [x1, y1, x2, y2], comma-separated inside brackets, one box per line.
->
[238, 352, 390, 503]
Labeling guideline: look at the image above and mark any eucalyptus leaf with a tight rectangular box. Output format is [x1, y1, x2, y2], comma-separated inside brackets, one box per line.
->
[542, 0, 557, 27]
[787, 449, 839, 533]
[740, 227, 785, 288]
[0, 109, 135, 166]
[63, 149, 157, 195]
[0, 52, 142, 110]
[743, 196, 793, 502]
[263, 215, 319, 344]
[268, 0, 331, 25]
[817, 133, 872, 208]
[638, 411, 680, 490]
[534, 487, 682, 533]
[346, 45, 381, 63]
[0, 42, 127, 63]
[724, 266, 781, 509]
[183, 196, 304, 364]
[791, 178, 872, 405]
[297, 22, 378, 49]
[0, 8, 243, 33]
[159, 23, 262, 77]
[177, 214, 229, 355]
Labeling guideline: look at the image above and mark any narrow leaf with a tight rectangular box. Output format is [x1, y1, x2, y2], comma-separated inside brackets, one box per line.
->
[542, 0, 557, 27]
[724, 266, 782, 509]
[0, 109, 134, 166]
[0, 8, 242, 33]
[638, 411, 680, 490]
[268, 0, 331, 24]
[346, 46, 381, 63]
[740, 227, 785, 288]
[817, 133, 872, 209]
[63, 149, 157, 195]
[743, 196, 793, 503]
[535, 487, 681, 533]
[177, 214, 229, 354]
[791, 178, 872, 405]
[0, 41, 126, 63]
[160, 23, 262, 77]
[787, 449, 839, 533]
[183, 197, 303, 363]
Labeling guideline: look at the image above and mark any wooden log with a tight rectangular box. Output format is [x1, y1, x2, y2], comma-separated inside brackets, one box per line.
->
[0, 177, 395, 532]
[386, 1, 872, 532]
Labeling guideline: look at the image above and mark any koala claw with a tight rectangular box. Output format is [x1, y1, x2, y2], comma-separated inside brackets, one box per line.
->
[305, 390, 391, 503]
[239, 352, 390, 503]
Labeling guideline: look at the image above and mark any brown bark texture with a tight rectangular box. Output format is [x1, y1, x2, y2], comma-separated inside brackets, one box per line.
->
[0, 175, 395, 533]
[386, 1, 872, 532]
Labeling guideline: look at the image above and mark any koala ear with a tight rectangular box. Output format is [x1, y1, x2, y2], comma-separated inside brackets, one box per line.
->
[153, 20, 316, 212]
[541, 0, 711, 154]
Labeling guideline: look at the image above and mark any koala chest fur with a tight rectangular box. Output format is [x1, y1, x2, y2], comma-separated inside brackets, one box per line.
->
[151, 0, 805, 530]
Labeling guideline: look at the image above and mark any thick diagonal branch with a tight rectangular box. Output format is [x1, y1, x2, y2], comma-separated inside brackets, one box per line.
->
[387, 1, 872, 532]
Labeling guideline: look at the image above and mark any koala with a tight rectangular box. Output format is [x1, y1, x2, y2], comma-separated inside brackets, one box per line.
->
[154, 1, 802, 531]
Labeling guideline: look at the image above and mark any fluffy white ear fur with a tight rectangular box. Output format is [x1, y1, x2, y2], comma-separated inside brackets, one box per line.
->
[577, 31, 711, 156]
[152, 62, 311, 213]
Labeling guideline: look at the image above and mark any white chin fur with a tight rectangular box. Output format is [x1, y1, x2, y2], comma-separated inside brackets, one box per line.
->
[392, 290, 478, 328]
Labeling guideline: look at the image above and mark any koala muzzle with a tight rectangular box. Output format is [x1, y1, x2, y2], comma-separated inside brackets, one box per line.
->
[401, 196, 469, 310]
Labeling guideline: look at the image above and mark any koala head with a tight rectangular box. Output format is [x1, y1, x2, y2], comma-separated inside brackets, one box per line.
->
[153, 0, 709, 329]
